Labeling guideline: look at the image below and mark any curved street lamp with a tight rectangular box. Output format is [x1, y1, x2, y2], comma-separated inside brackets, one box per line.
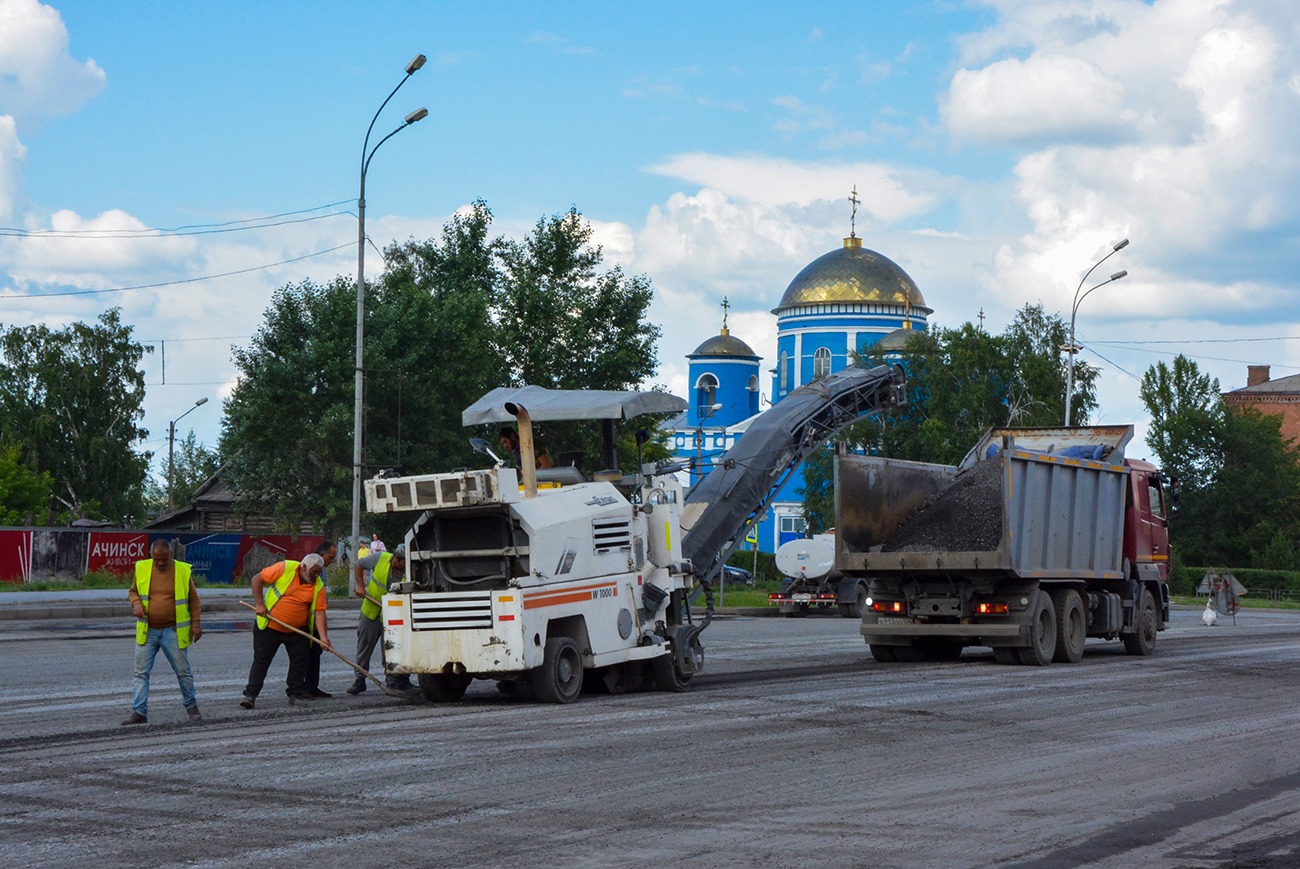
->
[1064, 239, 1129, 426]
[168, 396, 209, 513]
[352, 53, 427, 559]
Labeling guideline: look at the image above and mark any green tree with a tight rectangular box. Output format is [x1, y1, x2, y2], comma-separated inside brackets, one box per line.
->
[0, 309, 151, 522]
[1139, 355, 1225, 492]
[221, 201, 662, 531]
[1174, 408, 1300, 566]
[0, 444, 53, 525]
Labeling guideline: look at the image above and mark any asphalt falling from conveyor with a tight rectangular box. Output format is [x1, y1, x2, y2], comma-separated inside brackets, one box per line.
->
[881, 458, 1003, 553]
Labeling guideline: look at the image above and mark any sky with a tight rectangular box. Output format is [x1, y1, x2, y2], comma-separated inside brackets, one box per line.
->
[2, 0, 1299, 473]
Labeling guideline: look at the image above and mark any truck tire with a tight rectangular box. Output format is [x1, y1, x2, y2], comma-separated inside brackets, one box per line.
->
[1017, 591, 1057, 666]
[1051, 589, 1087, 664]
[869, 644, 898, 663]
[419, 672, 473, 703]
[840, 584, 868, 619]
[532, 636, 584, 703]
[1123, 588, 1158, 656]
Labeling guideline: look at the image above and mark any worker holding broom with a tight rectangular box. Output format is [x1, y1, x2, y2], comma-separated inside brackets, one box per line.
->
[239, 552, 330, 709]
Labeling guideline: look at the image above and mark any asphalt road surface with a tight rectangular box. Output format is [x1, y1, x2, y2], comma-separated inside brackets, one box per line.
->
[1, 607, 1298, 868]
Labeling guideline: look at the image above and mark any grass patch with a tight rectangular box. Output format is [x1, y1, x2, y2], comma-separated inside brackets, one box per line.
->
[1172, 594, 1300, 610]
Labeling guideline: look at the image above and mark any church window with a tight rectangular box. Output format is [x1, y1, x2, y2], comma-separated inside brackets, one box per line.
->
[695, 373, 719, 418]
[779, 352, 789, 392]
[813, 347, 832, 379]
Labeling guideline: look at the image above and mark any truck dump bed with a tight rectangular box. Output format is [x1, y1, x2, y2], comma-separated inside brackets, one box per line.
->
[835, 426, 1133, 581]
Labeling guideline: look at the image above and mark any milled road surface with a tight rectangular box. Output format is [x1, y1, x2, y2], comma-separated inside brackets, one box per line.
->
[1, 608, 1298, 868]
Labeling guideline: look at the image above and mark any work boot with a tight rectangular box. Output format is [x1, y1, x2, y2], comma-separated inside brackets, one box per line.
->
[186, 706, 202, 722]
[238, 694, 256, 710]
[288, 692, 314, 705]
[345, 678, 366, 695]
[305, 687, 332, 699]
[120, 712, 147, 726]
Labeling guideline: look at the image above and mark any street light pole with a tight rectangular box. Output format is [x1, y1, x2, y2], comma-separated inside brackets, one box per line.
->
[694, 402, 722, 487]
[1064, 246, 1129, 425]
[168, 397, 209, 513]
[352, 53, 427, 562]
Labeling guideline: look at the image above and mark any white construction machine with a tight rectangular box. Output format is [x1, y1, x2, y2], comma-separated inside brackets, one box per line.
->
[365, 365, 906, 703]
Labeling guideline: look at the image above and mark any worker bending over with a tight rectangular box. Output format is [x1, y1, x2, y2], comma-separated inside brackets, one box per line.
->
[240, 553, 330, 709]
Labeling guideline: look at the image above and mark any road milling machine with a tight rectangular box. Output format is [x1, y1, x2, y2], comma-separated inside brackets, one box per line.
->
[363, 365, 906, 703]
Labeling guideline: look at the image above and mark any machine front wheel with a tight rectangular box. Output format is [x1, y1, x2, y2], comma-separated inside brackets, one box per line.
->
[419, 672, 472, 703]
[652, 650, 694, 692]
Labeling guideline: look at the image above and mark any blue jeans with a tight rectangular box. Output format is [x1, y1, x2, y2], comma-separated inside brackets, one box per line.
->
[132, 626, 197, 717]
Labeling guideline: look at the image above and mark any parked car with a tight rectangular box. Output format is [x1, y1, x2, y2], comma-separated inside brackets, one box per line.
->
[722, 565, 753, 585]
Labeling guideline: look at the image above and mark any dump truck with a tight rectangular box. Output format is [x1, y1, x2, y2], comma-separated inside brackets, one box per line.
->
[365, 365, 907, 702]
[768, 533, 868, 618]
[837, 425, 1172, 665]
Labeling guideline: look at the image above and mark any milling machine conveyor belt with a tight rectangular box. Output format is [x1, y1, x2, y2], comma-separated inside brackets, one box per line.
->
[680, 364, 906, 585]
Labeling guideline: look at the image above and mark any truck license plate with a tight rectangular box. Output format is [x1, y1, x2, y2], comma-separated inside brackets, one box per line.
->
[876, 616, 912, 626]
[792, 593, 812, 603]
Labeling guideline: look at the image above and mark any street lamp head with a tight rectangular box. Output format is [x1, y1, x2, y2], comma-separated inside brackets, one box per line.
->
[405, 107, 429, 125]
[195, 397, 209, 407]
[1110, 269, 1128, 281]
[405, 54, 427, 75]
[1112, 238, 1130, 251]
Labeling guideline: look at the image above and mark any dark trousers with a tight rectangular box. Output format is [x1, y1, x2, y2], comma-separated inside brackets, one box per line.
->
[304, 628, 323, 689]
[243, 625, 309, 699]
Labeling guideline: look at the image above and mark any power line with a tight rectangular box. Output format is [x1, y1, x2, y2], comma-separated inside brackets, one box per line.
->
[0, 199, 355, 239]
[1091, 336, 1297, 345]
[0, 242, 354, 300]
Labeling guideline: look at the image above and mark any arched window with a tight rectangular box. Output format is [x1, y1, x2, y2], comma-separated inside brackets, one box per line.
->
[695, 373, 719, 418]
[813, 347, 832, 380]
[747, 375, 759, 392]
[779, 352, 789, 392]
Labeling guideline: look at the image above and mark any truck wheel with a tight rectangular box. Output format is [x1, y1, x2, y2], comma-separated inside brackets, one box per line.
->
[419, 673, 472, 703]
[841, 584, 868, 619]
[531, 637, 584, 703]
[892, 642, 921, 662]
[1123, 588, 1158, 656]
[651, 650, 694, 692]
[1017, 591, 1057, 666]
[869, 644, 898, 663]
[1051, 590, 1087, 664]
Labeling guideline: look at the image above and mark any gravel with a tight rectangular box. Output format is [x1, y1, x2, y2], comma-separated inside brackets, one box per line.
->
[882, 457, 1003, 552]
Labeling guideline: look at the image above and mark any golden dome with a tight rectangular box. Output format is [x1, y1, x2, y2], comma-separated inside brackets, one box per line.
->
[689, 327, 759, 359]
[773, 237, 926, 313]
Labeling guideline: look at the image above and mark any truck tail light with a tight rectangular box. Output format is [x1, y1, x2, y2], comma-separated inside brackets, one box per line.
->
[872, 600, 905, 614]
[975, 602, 1009, 615]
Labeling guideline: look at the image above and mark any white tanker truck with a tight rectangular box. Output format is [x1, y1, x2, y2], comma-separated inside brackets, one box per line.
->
[768, 533, 868, 618]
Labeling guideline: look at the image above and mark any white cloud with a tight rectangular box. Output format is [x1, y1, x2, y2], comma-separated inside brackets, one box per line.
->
[0, 115, 25, 222]
[647, 152, 944, 220]
[945, 55, 1133, 143]
[0, 0, 106, 129]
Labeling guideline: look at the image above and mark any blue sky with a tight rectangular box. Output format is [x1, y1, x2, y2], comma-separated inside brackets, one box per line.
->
[2, 0, 1299, 470]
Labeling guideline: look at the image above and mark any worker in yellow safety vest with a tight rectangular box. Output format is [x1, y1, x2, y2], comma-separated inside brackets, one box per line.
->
[238, 553, 331, 710]
[345, 544, 412, 695]
[124, 539, 202, 725]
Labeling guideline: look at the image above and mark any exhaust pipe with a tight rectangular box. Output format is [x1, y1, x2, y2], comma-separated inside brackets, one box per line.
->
[504, 401, 538, 499]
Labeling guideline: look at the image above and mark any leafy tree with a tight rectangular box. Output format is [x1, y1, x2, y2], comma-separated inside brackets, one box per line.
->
[0, 309, 151, 522]
[1173, 407, 1300, 566]
[0, 444, 53, 525]
[1139, 355, 1225, 491]
[221, 201, 662, 531]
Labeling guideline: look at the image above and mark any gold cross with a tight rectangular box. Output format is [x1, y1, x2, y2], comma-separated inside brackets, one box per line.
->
[721, 296, 730, 330]
[849, 186, 860, 238]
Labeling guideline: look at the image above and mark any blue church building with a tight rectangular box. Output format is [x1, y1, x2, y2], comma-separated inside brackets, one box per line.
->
[672, 230, 932, 553]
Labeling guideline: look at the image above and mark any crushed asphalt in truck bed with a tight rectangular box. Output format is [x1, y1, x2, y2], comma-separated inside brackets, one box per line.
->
[882, 457, 1003, 552]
